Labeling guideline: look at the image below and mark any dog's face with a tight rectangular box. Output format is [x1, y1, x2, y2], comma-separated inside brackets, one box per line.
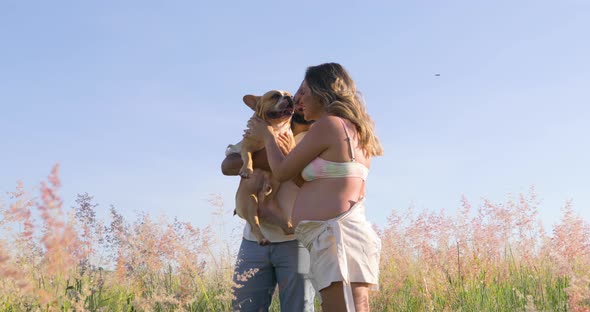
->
[243, 90, 294, 122]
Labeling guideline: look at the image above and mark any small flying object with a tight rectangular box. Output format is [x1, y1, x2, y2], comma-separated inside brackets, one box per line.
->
[435, 73, 441, 77]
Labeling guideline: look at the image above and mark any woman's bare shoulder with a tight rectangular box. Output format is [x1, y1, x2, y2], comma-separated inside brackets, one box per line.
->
[313, 115, 343, 130]
[303, 115, 349, 150]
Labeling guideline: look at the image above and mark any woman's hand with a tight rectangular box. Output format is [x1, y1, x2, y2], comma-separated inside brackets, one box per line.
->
[276, 132, 295, 155]
[244, 117, 273, 141]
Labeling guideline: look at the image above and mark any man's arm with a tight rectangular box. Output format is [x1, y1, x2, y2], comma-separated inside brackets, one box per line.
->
[221, 149, 270, 176]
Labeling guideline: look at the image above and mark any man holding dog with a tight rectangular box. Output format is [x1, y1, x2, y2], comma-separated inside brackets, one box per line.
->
[221, 84, 315, 312]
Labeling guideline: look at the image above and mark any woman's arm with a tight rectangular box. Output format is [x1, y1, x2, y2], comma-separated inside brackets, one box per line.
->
[292, 174, 306, 187]
[249, 116, 332, 181]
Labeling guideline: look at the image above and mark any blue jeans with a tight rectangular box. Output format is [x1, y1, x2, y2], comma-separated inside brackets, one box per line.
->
[232, 239, 315, 312]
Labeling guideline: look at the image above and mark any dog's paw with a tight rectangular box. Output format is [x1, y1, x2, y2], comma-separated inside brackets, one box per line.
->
[239, 168, 254, 178]
[281, 222, 295, 235]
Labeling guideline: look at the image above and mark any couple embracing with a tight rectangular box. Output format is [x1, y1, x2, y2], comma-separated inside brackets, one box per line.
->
[222, 62, 383, 312]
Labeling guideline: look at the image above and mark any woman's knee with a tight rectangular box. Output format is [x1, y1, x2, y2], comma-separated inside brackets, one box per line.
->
[352, 282, 371, 311]
[320, 282, 346, 311]
[320, 282, 371, 312]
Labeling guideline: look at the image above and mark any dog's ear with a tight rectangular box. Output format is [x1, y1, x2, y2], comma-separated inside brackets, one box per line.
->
[243, 95, 259, 111]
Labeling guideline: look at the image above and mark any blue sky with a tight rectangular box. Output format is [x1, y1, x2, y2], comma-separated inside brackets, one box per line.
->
[1, 1, 588, 233]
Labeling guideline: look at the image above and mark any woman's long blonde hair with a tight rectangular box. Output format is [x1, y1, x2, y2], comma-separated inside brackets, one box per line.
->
[305, 63, 383, 157]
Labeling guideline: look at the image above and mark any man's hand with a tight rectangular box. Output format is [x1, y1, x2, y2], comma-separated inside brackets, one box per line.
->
[221, 149, 270, 176]
[276, 132, 295, 156]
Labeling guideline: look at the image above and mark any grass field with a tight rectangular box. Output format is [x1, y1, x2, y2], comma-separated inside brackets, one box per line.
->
[1, 165, 589, 311]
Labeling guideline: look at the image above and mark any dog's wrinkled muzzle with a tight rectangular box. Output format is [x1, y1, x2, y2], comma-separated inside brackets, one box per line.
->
[266, 96, 294, 119]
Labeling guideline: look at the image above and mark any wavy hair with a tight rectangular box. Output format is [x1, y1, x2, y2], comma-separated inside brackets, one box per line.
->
[305, 63, 383, 157]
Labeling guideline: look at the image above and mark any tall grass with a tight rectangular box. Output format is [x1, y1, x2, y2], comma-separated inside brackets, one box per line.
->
[374, 189, 590, 311]
[1, 165, 236, 311]
[1, 166, 589, 311]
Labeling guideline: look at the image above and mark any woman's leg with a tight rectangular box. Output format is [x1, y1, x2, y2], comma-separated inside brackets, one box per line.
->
[319, 282, 347, 311]
[319, 281, 371, 312]
[351, 282, 371, 312]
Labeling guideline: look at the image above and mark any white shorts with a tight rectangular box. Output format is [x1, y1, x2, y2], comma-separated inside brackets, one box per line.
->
[295, 197, 381, 310]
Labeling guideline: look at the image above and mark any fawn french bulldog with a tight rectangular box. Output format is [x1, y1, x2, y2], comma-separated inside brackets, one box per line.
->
[226, 90, 294, 245]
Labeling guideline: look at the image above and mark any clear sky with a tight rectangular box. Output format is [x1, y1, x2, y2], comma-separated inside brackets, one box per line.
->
[1, 1, 588, 233]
